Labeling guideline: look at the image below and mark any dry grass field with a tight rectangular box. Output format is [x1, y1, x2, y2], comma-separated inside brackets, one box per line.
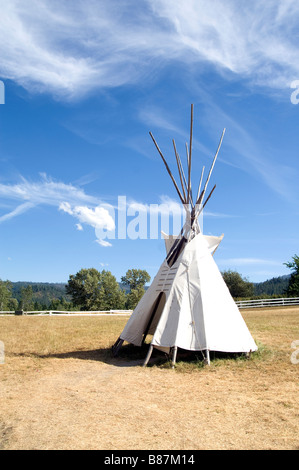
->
[0, 307, 298, 450]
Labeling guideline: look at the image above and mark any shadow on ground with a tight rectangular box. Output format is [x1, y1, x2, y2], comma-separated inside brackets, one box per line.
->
[10, 343, 253, 369]
[10, 343, 163, 368]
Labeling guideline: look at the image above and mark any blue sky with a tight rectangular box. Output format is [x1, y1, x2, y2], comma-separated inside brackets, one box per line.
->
[0, 0, 298, 284]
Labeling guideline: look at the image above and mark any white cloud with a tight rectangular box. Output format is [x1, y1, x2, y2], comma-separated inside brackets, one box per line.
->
[96, 239, 112, 247]
[60, 204, 115, 231]
[0, 174, 115, 245]
[0, 173, 99, 207]
[0, 202, 34, 224]
[59, 201, 73, 215]
[0, 1, 298, 99]
[58, 200, 116, 246]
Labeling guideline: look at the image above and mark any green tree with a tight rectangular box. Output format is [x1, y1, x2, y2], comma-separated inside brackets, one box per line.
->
[121, 269, 150, 291]
[222, 270, 254, 299]
[125, 286, 146, 310]
[121, 269, 151, 309]
[0, 280, 13, 310]
[48, 297, 73, 311]
[20, 285, 34, 311]
[66, 268, 126, 310]
[66, 268, 100, 309]
[8, 298, 18, 311]
[284, 255, 299, 296]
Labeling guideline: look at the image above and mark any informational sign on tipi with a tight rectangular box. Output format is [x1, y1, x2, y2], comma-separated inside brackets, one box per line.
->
[113, 105, 257, 366]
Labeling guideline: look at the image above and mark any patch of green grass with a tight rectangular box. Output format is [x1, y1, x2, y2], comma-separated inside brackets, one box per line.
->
[113, 340, 274, 371]
[156, 342, 273, 372]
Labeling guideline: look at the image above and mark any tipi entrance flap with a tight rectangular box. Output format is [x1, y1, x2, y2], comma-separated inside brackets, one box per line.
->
[151, 288, 181, 349]
[143, 291, 166, 337]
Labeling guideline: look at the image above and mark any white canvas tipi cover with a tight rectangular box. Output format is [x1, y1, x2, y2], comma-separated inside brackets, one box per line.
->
[119, 232, 257, 355]
[113, 104, 257, 364]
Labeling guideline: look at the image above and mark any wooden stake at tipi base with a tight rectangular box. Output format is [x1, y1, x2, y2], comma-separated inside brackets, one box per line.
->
[112, 104, 258, 368]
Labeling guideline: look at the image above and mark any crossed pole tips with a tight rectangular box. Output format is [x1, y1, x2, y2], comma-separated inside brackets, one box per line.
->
[149, 104, 226, 246]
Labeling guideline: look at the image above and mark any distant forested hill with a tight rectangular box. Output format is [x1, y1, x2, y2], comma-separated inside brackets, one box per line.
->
[11, 282, 70, 307]
[253, 275, 290, 296]
[10, 281, 130, 309]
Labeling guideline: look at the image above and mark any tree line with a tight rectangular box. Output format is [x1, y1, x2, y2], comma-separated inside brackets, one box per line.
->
[222, 255, 299, 300]
[0, 254, 298, 312]
[0, 268, 151, 312]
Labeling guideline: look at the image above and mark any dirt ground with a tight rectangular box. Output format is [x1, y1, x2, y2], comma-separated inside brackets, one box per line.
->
[0, 308, 299, 450]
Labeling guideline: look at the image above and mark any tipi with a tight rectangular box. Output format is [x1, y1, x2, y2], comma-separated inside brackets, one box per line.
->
[113, 105, 257, 366]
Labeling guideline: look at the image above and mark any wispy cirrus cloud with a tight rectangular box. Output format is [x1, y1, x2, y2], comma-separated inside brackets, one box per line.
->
[0, 202, 34, 223]
[0, 173, 99, 207]
[151, 0, 299, 88]
[0, 173, 115, 246]
[192, 95, 299, 203]
[0, 1, 298, 99]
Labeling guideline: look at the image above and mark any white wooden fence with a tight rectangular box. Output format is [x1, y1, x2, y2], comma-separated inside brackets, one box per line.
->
[0, 309, 133, 316]
[236, 297, 299, 309]
[1, 298, 299, 315]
